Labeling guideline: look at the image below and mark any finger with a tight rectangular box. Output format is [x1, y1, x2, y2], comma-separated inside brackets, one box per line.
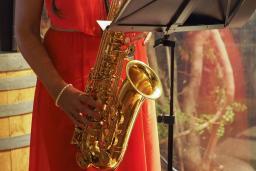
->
[79, 94, 103, 110]
[69, 111, 86, 127]
[78, 103, 101, 120]
[66, 112, 79, 125]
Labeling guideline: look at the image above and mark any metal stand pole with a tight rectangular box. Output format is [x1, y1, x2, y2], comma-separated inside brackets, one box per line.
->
[168, 40, 175, 171]
[155, 37, 176, 171]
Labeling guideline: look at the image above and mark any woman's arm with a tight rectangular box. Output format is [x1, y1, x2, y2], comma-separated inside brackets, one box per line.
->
[15, 0, 65, 99]
[15, 0, 101, 126]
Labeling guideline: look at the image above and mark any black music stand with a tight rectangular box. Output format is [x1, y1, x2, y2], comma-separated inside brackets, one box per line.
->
[108, 1, 256, 171]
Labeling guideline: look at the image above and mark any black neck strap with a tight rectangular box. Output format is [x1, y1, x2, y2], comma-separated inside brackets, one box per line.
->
[104, 0, 110, 14]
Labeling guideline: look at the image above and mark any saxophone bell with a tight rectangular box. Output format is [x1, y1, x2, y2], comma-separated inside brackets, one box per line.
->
[108, 60, 162, 169]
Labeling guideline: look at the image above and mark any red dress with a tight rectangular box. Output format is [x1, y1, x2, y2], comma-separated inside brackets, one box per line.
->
[29, 0, 161, 170]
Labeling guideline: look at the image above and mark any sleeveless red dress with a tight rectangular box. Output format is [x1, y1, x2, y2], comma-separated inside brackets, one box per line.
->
[29, 0, 161, 170]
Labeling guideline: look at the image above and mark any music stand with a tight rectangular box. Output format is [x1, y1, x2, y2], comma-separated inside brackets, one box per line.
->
[109, 0, 256, 171]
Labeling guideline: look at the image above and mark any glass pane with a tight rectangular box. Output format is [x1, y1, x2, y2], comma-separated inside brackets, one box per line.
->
[151, 13, 256, 171]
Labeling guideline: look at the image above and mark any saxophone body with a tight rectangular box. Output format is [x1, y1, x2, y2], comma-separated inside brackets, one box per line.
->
[71, 0, 162, 169]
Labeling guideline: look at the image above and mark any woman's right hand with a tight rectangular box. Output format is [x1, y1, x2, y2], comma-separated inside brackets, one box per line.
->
[57, 85, 103, 127]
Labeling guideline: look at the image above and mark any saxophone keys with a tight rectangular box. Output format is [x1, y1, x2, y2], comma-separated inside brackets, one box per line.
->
[124, 36, 130, 43]
[99, 151, 111, 166]
[113, 136, 119, 146]
[100, 121, 104, 126]
[104, 128, 110, 136]
[91, 151, 100, 163]
[127, 45, 135, 59]
[115, 129, 122, 135]
[76, 152, 90, 169]
[71, 127, 83, 145]
[98, 140, 106, 149]
[118, 115, 125, 125]
[103, 104, 107, 111]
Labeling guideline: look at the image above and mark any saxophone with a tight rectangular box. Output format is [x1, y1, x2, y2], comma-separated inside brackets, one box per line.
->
[71, 0, 162, 169]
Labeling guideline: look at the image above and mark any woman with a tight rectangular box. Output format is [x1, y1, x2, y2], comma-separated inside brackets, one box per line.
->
[15, 0, 161, 171]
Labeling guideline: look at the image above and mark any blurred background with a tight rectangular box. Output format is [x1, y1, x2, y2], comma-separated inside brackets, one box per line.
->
[152, 12, 256, 171]
[1, 1, 256, 171]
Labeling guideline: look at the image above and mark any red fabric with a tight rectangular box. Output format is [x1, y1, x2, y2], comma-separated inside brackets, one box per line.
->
[29, 1, 161, 171]
[45, 0, 106, 36]
[189, 29, 247, 135]
[219, 29, 247, 133]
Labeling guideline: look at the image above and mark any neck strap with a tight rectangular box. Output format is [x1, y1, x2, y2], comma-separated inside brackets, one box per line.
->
[104, 0, 110, 14]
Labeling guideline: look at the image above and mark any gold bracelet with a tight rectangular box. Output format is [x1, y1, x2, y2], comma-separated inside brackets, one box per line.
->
[55, 84, 73, 107]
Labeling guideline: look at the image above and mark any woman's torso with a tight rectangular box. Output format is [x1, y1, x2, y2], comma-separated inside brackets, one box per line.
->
[44, 0, 106, 36]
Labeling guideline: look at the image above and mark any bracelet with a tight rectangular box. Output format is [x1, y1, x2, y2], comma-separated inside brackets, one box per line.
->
[55, 84, 73, 107]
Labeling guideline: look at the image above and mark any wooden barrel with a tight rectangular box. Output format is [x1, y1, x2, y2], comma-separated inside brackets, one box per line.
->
[0, 52, 36, 171]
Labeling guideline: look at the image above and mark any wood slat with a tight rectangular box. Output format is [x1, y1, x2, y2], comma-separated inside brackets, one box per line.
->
[0, 74, 36, 91]
[11, 147, 29, 171]
[0, 151, 11, 171]
[0, 101, 33, 118]
[0, 134, 30, 151]
[0, 53, 30, 71]
[0, 87, 35, 105]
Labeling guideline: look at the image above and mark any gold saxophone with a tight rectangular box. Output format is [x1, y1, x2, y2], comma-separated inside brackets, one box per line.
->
[71, 0, 162, 169]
